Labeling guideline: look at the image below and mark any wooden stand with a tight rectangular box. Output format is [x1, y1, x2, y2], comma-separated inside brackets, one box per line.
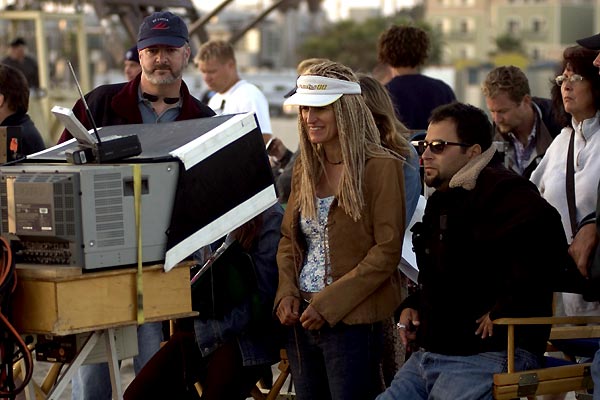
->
[13, 263, 197, 400]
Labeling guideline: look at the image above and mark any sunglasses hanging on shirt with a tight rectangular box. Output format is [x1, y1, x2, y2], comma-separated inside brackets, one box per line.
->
[142, 92, 180, 104]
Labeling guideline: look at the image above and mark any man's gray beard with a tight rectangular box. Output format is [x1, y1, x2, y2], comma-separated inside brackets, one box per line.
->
[143, 69, 182, 85]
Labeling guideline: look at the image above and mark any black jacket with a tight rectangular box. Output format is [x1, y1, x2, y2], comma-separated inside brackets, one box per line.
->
[0, 112, 45, 157]
[402, 148, 571, 358]
[58, 74, 214, 143]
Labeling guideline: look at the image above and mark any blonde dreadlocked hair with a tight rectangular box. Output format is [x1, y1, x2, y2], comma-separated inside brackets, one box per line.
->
[295, 61, 392, 221]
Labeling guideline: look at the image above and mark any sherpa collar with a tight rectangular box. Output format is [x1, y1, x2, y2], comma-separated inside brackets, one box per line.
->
[449, 146, 496, 190]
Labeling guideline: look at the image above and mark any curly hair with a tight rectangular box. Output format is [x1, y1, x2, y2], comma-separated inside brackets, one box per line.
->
[295, 61, 392, 221]
[357, 73, 411, 157]
[481, 66, 531, 103]
[377, 25, 429, 68]
[550, 45, 600, 128]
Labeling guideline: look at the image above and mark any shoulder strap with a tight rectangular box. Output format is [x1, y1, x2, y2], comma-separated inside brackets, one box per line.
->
[566, 129, 577, 237]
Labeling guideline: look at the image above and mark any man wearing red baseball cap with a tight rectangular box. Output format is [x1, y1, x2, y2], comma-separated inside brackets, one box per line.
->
[61, 12, 215, 400]
[58, 11, 214, 143]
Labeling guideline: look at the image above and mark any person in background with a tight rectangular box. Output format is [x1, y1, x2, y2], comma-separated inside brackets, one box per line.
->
[58, 11, 215, 400]
[531, 45, 600, 316]
[0, 63, 45, 157]
[377, 25, 456, 131]
[379, 102, 572, 400]
[124, 204, 284, 400]
[358, 74, 421, 223]
[576, 30, 600, 400]
[276, 60, 406, 400]
[357, 73, 421, 386]
[2, 37, 39, 91]
[530, 44, 600, 400]
[123, 45, 141, 82]
[482, 65, 561, 178]
[195, 40, 273, 144]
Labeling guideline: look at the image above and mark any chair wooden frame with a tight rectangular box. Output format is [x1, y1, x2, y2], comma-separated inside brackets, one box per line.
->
[194, 349, 293, 400]
[250, 349, 293, 400]
[492, 316, 600, 399]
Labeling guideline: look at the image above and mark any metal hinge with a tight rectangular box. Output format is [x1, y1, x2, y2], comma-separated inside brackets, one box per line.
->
[582, 365, 593, 390]
[517, 373, 539, 397]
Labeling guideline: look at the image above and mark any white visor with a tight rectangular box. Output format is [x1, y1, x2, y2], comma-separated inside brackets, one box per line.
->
[284, 75, 362, 107]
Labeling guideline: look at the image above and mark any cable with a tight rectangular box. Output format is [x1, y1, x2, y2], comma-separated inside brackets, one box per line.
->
[0, 236, 33, 398]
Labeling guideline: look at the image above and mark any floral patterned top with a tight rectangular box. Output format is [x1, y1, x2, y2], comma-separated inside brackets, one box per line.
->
[298, 196, 335, 292]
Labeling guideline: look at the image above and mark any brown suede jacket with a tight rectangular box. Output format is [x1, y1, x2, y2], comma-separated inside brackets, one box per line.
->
[275, 155, 406, 326]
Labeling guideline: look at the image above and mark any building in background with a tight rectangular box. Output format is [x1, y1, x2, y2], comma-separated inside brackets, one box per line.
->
[426, 0, 596, 64]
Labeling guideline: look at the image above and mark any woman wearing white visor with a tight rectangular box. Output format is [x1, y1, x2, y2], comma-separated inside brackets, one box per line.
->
[274, 61, 407, 400]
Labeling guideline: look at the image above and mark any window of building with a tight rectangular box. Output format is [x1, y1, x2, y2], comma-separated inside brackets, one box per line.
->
[507, 18, 521, 34]
[531, 17, 545, 33]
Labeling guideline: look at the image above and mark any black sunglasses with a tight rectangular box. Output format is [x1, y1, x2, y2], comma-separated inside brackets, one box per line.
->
[411, 140, 473, 155]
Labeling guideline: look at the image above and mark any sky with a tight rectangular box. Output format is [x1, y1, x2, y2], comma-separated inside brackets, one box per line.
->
[192, 0, 416, 21]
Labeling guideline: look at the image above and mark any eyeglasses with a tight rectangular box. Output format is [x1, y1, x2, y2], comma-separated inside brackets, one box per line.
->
[411, 140, 473, 155]
[555, 74, 584, 86]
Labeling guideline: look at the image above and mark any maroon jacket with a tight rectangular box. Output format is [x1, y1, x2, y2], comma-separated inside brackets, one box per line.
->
[58, 74, 215, 143]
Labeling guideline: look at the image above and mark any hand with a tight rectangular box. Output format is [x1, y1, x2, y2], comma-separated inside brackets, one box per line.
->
[267, 137, 290, 162]
[300, 304, 326, 330]
[276, 296, 300, 326]
[397, 308, 420, 347]
[475, 312, 494, 339]
[569, 224, 599, 278]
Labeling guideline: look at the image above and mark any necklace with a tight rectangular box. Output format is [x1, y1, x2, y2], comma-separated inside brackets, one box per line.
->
[324, 152, 343, 165]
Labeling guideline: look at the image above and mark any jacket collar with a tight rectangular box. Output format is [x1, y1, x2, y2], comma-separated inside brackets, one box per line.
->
[111, 74, 203, 123]
[449, 146, 496, 190]
[0, 111, 29, 126]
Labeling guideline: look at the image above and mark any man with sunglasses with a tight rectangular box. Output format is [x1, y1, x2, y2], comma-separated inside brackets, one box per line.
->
[380, 102, 573, 400]
[482, 66, 561, 179]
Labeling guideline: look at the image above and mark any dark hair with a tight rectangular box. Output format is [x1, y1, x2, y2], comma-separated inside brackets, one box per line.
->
[0, 63, 29, 113]
[429, 102, 493, 151]
[9, 37, 26, 47]
[551, 45, 600, 127]
[377, 25, 429, 68]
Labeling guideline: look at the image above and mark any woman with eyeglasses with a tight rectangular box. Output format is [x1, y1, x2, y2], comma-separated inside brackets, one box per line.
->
[275, 61, 406, 400]
[531, 45, 600, 319]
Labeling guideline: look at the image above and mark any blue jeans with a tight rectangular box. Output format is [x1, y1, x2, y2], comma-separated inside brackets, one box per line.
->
[285, 321, 383, 400]
[592, 342, 600, 400]
[71, 322, 163, 400]
[377, 348, 540, 400]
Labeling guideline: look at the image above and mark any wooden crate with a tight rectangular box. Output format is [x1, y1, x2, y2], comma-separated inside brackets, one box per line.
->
[12, 263, 193, 335]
